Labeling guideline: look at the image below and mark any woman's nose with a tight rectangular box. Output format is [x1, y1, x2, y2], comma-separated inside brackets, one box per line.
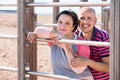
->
[59, 24, 65, 28]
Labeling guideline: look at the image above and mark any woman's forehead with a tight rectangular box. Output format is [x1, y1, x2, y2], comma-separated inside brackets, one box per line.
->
[58, 14, 73, 21]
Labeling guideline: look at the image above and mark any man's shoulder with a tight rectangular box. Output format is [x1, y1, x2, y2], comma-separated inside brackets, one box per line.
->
[93, 27, 110, 41]
[94, 27, 109, 36]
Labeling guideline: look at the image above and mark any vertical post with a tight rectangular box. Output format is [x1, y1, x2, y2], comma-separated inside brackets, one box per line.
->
[102, 7, 110, 33]
[101, 0, 107, 30]
[17, 0, 37, 80]
[53, 0, 59, 31]
[80, 0, 88, 9]
[110, 0, 120, 80]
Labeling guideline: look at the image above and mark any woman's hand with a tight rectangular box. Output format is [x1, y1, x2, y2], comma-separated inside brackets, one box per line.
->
[27, 32, 37, 43]
[71, 56, 89, 67]
[53, 36, 72, 52]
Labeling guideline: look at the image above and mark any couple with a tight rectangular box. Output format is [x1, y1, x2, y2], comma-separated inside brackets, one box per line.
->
[27, 7, 110, 80]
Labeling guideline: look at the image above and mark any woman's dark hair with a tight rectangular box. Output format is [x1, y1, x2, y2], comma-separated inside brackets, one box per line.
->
[56, 10, 79, 32]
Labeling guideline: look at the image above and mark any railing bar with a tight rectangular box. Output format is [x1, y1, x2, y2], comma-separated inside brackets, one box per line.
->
[36, 23, 57, 27]
[0, 4, 17, 6]
[27, 71, 78, 80]
[37, 38, 110, 47]
[0, 34, 17, 39]
[36, 23, 103, 27]
[0, 10, 17, 13]
[0, 34, 110, 46]
[37, 42, 48, 45]
[27, 2, 110, 7]
[0, 66, 17, 72]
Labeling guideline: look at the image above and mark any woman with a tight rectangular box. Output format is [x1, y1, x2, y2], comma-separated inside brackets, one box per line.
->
[27, 10, 93, 80]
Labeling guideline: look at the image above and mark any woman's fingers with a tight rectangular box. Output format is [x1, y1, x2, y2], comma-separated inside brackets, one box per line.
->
[27, 32, 37, 43]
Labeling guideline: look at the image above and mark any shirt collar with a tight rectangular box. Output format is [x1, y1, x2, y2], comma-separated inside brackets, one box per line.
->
[80, 26, 97, 40]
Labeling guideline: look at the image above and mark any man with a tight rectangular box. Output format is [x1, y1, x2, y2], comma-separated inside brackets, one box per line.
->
[71, 7, 109, 80]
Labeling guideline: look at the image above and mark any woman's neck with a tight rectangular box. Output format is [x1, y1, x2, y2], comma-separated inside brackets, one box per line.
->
[65, 33, 75, 39]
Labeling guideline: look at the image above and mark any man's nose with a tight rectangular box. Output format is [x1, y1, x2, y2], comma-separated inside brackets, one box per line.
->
[82, 19, 89, 23]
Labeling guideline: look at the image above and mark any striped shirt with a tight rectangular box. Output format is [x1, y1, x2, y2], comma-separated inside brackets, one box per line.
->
[84, 27, 109, 80]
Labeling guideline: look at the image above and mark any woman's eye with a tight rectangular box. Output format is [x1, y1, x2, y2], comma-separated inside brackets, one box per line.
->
[58, 21, 62, 24]
[66, 23, 70, 25]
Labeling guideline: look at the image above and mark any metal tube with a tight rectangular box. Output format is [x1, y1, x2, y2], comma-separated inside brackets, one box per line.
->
[0, 4, 17, 6]
[27, 71, 78, 80]
[0, 35, 110, 47]
[0, 66, 17, 72]
[36, 23, 103, 27]
[27, 2, 110, 7]
[38, 38, 110, 47]
[0, 34, 17, 39]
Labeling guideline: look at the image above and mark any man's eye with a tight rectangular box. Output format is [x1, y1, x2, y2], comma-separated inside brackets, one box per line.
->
[88, 17, 90, 19]
[80, 17, 85, 20]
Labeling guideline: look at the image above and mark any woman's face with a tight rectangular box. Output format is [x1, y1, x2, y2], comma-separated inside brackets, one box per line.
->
[57, 14, 74, 36]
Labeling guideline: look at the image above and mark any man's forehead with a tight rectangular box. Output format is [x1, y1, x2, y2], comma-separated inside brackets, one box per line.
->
[79, 10, 96, 18]
[80, 10, 94, 15]
[79, 7, 95, 15]
[79, 11, 94, 17]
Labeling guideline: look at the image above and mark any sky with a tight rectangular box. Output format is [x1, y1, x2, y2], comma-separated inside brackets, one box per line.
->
[0, 0, 110, 15]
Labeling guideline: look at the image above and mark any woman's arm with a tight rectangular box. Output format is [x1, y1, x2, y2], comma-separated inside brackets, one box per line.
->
[71, 56, 109, 73]
[34, 27, 53, 38]
[62, 44, 87, 74]
[27, 27, 64, 43]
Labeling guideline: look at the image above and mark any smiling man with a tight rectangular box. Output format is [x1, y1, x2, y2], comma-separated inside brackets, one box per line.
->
[71, 7, 110, 80]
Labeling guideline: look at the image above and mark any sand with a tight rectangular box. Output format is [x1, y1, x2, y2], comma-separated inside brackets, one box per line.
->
[0, 13, 101, 80]
[0, 14, 54, 80]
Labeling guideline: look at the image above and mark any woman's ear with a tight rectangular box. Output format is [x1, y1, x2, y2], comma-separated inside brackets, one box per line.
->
[95, 18, 97, 23]
[78, 19, 80, 26]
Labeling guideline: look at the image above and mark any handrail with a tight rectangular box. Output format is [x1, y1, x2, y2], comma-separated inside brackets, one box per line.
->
[0, 34, 17, 39]
[0, 4, 17, 6]
[38, 38, 110, 47]
[0, 66, 17, 72]
[27, 71, 78, 80]
[36, 23, 103, 27]
[27, 2, 110, 7]
[0, 10, 17, 13]
[0, 34, 110, 46]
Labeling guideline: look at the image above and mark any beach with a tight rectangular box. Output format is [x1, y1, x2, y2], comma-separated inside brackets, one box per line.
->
[0, 14, 54, 80]
[0, 13, 101, 80]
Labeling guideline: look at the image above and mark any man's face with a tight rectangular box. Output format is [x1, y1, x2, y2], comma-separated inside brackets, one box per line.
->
[79, 11, 97, 33]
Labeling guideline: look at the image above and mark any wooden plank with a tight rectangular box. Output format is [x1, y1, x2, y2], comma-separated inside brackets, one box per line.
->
[17, 0, 37, 80]
[101, 0, 107, 30]
[53, 0, 59, 31]
[110, 0, 120, 80]
[102, 7, 110, 33]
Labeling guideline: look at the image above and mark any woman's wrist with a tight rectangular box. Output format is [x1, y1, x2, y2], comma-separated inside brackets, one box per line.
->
[50, 30, 54, 38]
